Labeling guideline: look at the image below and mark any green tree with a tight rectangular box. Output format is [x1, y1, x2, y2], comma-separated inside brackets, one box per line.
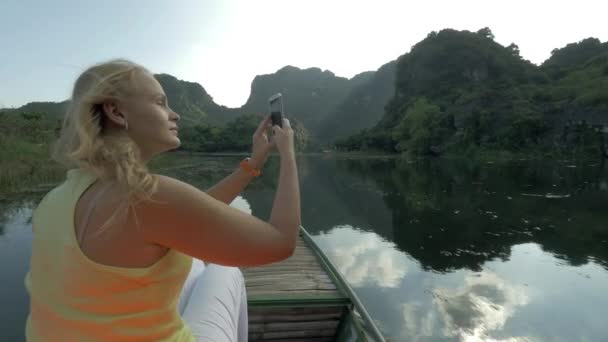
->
[476, 27, 495, 40]
[392, 98, 452, 155]
[507, 43, 521, 58]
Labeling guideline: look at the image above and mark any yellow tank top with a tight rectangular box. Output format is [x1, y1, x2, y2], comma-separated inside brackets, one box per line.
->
[24, 168, 194, 341]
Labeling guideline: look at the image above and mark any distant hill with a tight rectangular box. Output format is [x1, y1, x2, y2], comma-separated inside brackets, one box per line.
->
[159, 65, 395, 144]
[239, 65, 359, 139]
[2, 64, 395, 149]
[317, 61, 397, 143]
[4, 29, 607, 157]
[542, 38, 608, 78]
[154, 74, 241, 126]
[0, 76, 237, 126]
[540, 38, 608, 128]
[2, 101, 69, 120]
[336, 28, 608, 158]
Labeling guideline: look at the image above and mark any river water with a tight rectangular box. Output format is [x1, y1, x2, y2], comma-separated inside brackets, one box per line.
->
[2, 154, 607, 341]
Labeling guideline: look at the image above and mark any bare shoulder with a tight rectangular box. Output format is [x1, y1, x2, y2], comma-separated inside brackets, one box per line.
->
[150, 173, 203, 201]
[144, 173, 229, 210]
[137, 173, 217, 231]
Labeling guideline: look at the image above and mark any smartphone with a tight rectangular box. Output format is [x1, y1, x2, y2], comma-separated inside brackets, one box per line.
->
[268, 93, 283, 128]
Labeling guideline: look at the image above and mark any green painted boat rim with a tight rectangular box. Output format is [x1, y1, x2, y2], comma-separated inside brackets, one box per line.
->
[245, 226, 386, 341]
[300, 226, 386, 342]
[246, 227, 351, 308]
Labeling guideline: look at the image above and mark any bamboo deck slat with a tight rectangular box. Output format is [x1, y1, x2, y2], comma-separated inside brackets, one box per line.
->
[244, 235, 350, 341]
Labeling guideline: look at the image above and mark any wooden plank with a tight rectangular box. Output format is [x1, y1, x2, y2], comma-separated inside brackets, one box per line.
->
[244, 274, 330, 280]
[247, 285, 337, 292]
[244, 266, 326, 272]
[247, 294, 349, 308]
[246, 281, 336, 289]
[249, 307, 344, 315]
[247, 260, 321, 267]
[246, 256, 321, 264]
[246, 283, 337, 291]
[256, 257, 319, 264]
[243, 232, 347, 301]
[245, 275, 333, 282]
[244, 263, 323, 269]
[244, 272, 328, 278]
[245, 280, 335, 288]
[246, 279, 336, 286]
[253, 251, 317, 258]
[246, 264, 322, 270]
[245, 271, 328, 278]
[244, 251, 315, 261]
[244, 274, 332, 282]
[250, 338, 333, 342]
[244, 233, 351, 341]
[246, 277, 335, 285]
[250, 324, 339, 334]
[249, 312, 343, 323]
[243, 271, 331, 278]
[252, 320, 340, 332]
[247, 284, 338, 291]
[248, 290, 343, 301]
[250, 329, 336, 339]
[258, 259, 319, 266]
[243, 268, 326, 274]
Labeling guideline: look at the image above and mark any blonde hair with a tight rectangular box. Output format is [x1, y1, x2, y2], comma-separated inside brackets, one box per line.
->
[52, 59, 159, 234]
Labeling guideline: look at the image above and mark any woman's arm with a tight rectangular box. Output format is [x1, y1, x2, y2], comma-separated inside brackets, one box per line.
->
[139, 118, 300, 267]
[205, 160, 258, 205]
[206, 116, 273, 204]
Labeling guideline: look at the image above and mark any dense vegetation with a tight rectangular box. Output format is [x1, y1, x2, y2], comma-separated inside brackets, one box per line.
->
[154, 74, 239, 126]
[0, 111, 65, 192]
[178, 113, 312, 152]
[1, 63, 394, 157]
[1, 27, 606, 191]
[335, 29, 608, 158]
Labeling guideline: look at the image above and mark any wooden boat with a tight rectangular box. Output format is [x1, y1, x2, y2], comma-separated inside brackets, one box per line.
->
[243, 226, 386, 342]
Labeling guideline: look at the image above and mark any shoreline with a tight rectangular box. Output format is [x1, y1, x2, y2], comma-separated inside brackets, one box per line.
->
[1, 150, 602, 198]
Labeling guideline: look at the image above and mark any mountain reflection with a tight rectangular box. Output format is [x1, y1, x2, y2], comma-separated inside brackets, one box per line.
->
[324, 156, 608, 272]
[241, 155, 608, 273]
[3, 155, 608, 341]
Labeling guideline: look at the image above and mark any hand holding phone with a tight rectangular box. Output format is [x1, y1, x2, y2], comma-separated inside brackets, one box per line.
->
[268, 93, 283, 128]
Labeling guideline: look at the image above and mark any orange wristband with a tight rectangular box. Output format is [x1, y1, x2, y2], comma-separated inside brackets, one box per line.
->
[240, 157, 261, 177]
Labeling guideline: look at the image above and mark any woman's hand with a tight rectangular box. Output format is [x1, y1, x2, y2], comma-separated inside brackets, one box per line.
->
[271, 118, 295, 159]
[249, 115, 275, 170]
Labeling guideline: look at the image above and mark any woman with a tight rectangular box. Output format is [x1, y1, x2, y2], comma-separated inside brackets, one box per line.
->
[25, 59, 301, 341]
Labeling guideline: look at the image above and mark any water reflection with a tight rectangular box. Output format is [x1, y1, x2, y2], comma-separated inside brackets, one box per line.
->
[229, 195, 252, 214]
[0, 200, 35, 341]
[3, 155, 608, 341]
[243, 155, 608, 340]
[314, 225, 408, 288]
[308, 224, 530, 341]
[328, 157, 608, 272]
[432, 271, 529, 341]
[311, 224, 608, 341]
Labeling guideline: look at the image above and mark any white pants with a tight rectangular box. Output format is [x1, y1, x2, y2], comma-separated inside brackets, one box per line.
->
[178, 259, 249, 342]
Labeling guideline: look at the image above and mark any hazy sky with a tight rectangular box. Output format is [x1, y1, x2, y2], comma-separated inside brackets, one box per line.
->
[1, 0, 606, 108]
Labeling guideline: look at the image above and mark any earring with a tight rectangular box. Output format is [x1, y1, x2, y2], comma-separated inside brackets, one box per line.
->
[124, 120, 129, 131]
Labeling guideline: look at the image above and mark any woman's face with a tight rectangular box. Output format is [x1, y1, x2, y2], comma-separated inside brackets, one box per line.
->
[121, 71, 181, 161]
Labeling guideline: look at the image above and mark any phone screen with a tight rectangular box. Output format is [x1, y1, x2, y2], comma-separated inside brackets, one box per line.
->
[269, 94, 283, 127]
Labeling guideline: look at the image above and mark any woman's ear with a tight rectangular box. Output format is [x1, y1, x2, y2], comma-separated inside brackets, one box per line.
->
[102, 101, 127, 128]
